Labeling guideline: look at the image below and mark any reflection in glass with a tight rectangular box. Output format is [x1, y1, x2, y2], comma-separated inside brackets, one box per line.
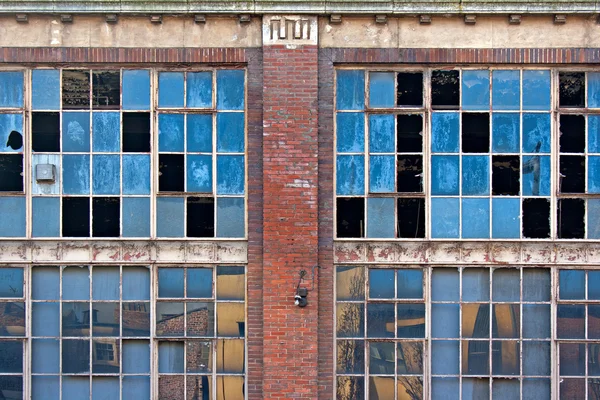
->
[397, 376, 423, 400]
[560, 270, 585, 300]
[367, 304, 395, 338]
[492, 341, 519, 375]
[462, 304, 490, 338]
[0, 268, 23, 297]
[92, 339, 120, 373]
[216, 339, 245, 374]
[337, 376, 365, 400]
[398, 341, 423, 374]
[590, 345, 600, 376]
[336, 266, 365, 301]
[492, 304, 520, 338]
[557, 305, 585, 339]
[187, 340, 212, 373]
[159, 375, 184, 400]
[216, 303, 244, 337]
[590, 379, 600, 400]
[369, 342, 394, 374]
[62, 339, 90, 373]
[122, 302, 150, 337]
[0, 341, 22, 373]
[462, 340, 489, 375]
[369, 376, 394, 400]
[560, 342, 585, 376]
[92, 302, 119, 337]
[336, 340, 364, 374]
[590, 305, 600, 339]
[462, 378, 488, 400]
[397, 304, 425, 338]
[336, 304, 364, 338]
[62, 302, 89, 337]
[560, 378, 585, 400]
[187, 302, 215, 337]
[0, 376, 22, 399]
[187, 376, 211, 400]
[156, 302, 184, 336]
[216, 376, 244, 400]
[216, 266, 244, 300]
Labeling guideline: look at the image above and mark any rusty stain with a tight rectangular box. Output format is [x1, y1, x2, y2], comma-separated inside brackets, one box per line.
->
[123, 251, 147, 261]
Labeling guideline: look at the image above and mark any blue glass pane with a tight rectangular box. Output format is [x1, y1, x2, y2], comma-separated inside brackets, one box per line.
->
[336, 155, 364, 195]
[492, 70, 520, 110]
[122, 198, 150, 237]
[158, 268, 184, 298]
[32, 267, 59, 300]
[93, 377, 119, 400]
[32, 70, 60, 110]
[62, 155, 90, 194]
[431, 269, 459, 301]
[336, 70, 365, 110]
[462, 70, 490, 110]
[187, 71, 212, 108]
[523, 379, 550, 400]
[123, 70, 150, 110]
[523, 304, 550, 339]
[32, 376, 59, 400]
[462, 198, 490, 238]
[492, 113, 519, 153]
[188, 268, 213, 298]
[432, 305, 459, 338]
[560, 270, 585, 300]
[432, 378, 459, 400]
[32, 303, 59, 336]
[216, 155, 244, 195]
[187, 155, 212, 192]
[590, 271, 600, 299]
[369, 72, 395, 107]
[123, 155, 150, 195]
[493, 379, 519, 399]
[0, 113, 23, 153]
[0, 71, 23, 107]
[217, 112, 245, 152]
[523, 341, 550, 376]
[122, 377, 150, 400]
[337, 112, 365, 153]
[217, 197, 245, 238]
[123, 340, 150, 373]
[522, 155, 550, 196]
[463, 379, 489, 399]
[369, 269, 394, 299]
[158, 342, 184, 373]
[62, 112, 90, 152]
[523, 113, 551, 153]
[431, 341, 459, 375]
[92, 112, 120, 152]
[462, 156, 489, 195]
[0, 268, 22, 297]
[431, 198, 459, 238]
[589, 115, 600, 153]
[32, 339, 59, 373]
[92, 155, 120, 195]
[369, 155, 395, 193]
[589, 72, 600, 108]
[158, 72, 184, 108]
[156, 197, 184, 237]
[492, 198, 520, 238]
[92, 267, 119, 300]
[589, 156, 600, 193]
[217, 70, 245, 110]
[397, 270, 422, 299]
[431, 113, 459, 153]
[0, 197, 25, 237]
[369, 114, 395, 153]
[123, 267, 150, 301]
[431, 156, 459, 195]
[187, 114, 212, 152]
[463, 269, 490, 301]
[523, 70, 551, 110]
[158, 114, 184, 152]
[63, 266, 90, 300]
[366, 198, 394, 238]
[588, 199, 600, 239]
[63, 377, 89, 399]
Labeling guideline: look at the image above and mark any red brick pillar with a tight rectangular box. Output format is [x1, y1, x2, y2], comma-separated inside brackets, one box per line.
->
[262, 15, 320, 399]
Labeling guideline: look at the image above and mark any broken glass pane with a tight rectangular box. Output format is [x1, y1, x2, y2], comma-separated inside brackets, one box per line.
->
[92, 70, 120, 109]
[492, 198, 519, 238]
[217, 112, 244, 152]
[522, 198, 550, 239]
[187, 197, 214, 237]
[523, 155, 550, 196]
[336, 155, 364, 195]
[431, 197, 459, 238]
[492, 155, 520, 196]
[336, 112, 365, 153]
[492, 113, 519, 153]
[560, 157, 585, 193]
[523, 113, 551, 153]
[159, 154, 184, 192]
[92, 112, 120, 152]
[122, 198, 150, 237]
[462, 155, 489, 195]
[369, 155, 394, 193]
[62, 70, 90, 109]
[217, 70, 245, 110]
[158, 113, 184, 152]
[492, 70, 520, 110]
[32, 69, 60, 110]
[32, 112, 59, 152]
[462, 113, 490, 153]
[216, 155, 244, 194]
[397, 114, 422, 152]
[123, 155, 150, 195]
[122, 70, 150, 110]
[431, 156, 459, 195]
[431, 70, 459, 109]
[0, 71, 23, 108]
[122, 112, 150, 153]
[336, 198, 364, 238]
[92, 155, 120, 195]
[158, 72, 184, 108]
[32, 197, 60, 237]
[216, 197, 244, 238]
[397, 72, 423, 107]
[62, 197, 90, 237]
[366, 198, 394, 238]
[397, 155, 423, 192]
[0, 154, 23, 192]
[432, 304, 459, 338]
[523, 70, 551, 110]
[560, 71, 585, 108]
[462, 198, 490, 238]
[560, 114, 586, 153]
[156, 197, 184, 237]
[397, 198, 425, 238]
[431, 112, 459, 153]
[92, 197, 120, 237]
[369, 72, 395, 107]
[187, 113, 212, 152]
[462, 70, 490, 110]
[0, 113, 23, 153]
[0, 197, 25, 237]
[62, 112, 90, 152]
[337, 70, 365, 110]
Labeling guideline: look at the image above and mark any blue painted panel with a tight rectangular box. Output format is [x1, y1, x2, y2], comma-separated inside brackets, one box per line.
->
[431, 197, 459, 238]
[431, 156, 459, 195]
[432, 305, 459, 338]
[462, 198, 490, 238]
[217, 70, 245, 110]
[462, 156, 489, 195]
[216, 155, 244, 195]
[187, 114, 212, 152]
[522, 155, 550, 196]
[158, 114, 184, 152]
[397, 270, 423, 299]
[432, 378, 459, 400]
[32, 70, 60, 110]
[217, 197, 245, 238]
[32, 197, 60, 237]
[492, 113, 519, 153]
[158, 342, 184, 373]
[366, 198, 395, 238]
[369, 155, 395, 193]
[156, 197, 184, 237]
[123, 341, 150, 373]
[589, 199, 600, 239]
[217, 112, 245, 152]
[0, 113, 23, 153]
[368, 114, 395, 153]
[336, 112, 365, 153]
[369, 269, 394, 298]
[32, 377, 59, 400]
[187, 155, 212, 192]
[431, 113, 459, 153]
[462, 70, 490, 110]
[431, 341, 459, 375]
[589, 72, 600, 108]
[122, 377, 150, 400]
[336, 70, 365, 110]
[62, 112, 90, 152]
[589, 116, 600, 153]
[492, 198, 520, 238]
[522, 113, 551, 153]
[62, 266, 89, 300]
[589, 156, 600, 193]
[93, 155, 120, 195]
[492, 70, 520, 110]
[92, 267, 119, 300]
[0, 197, 25, 237]
[369, 72, 395, 107]
[0, 71, 23, 107]
[62, 155, 90, 194]
[123, 70, 150, 110]
[336, 155, 365, 195]
[560, 270, 585, 300]
[123, 155, 150, 195]
[523, 341, 550, 376]
[63, 377, 89, 399]
[523, 70, 551, 110]
[158, 72, 184, 107]
[32, 267, 59, 300]
[187, 71, 212, 108]
[188, 268, 213, 298]
[32, 303, 59, 337]
[523, 379, 550, 400]
[92, 378, 120, 400]
[32, 339, 59, 373]
[431, 269, 459, 301]
[122, 267, 150, 300]
[92, 112, 120, 152]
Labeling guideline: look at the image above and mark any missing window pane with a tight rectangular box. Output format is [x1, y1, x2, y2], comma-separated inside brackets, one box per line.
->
[492, 156, 520, 196]
[159, 154, 184, 192]
[0, 154, 23, 192]
[398, 198, 425, 238]
[522, 198, 550, 238]
[123, 112, 150, 153]
[559, 115, 585, 153]
[397, 156, 423, 193]
[92, 197, 120, 237]
[397, 72, 423, 107]
[62, 70, 90, 109]
[92, 70, 120, 109]
[462, 113, 490, 153]
[431, 70, 459, 109]
[337, 198, 364, 238]
[560, 155, 585, 193]
[32, 112, 60, 152]
[558, 198, 585, 239]
[187, 197, 214, 237]
[559, 72, 585, 108]
[397, 115, 422, 152]
[62, 197, 90, 237]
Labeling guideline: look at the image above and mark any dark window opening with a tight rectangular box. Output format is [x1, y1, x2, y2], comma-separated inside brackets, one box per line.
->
[558, 198, 585, 239]
[396, 72, 423, 107]
[0, 154, 23, 192]
[397, 156, 423, 193]
[62, 197, 90, 237]
[337, 198, 364, 238]
[62, 70, 91, 109]
[92, 70, 120, 109]
[159, 154, 184, 192]
[5, 130, 22, 151]
[431, 70, 460, 109]
[397, 198, 425, 238]
[462, 113, 490, 153]
[560, 114, 586, 153]
[123, 112, 150, 152]
[559, 72, 585, 108]
[522, 198, 550, 239]
[492, 156, 520, 196]
[187, 197, 215, 237]
[397, 115, 423, 153]
[92, 197, 120, 237]
[32, 112, 60, 152]
[560, 155, 585, 193]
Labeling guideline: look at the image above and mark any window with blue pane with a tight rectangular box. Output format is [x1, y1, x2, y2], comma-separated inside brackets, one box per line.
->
[0, 267, 25, 399]
[157, 70, 245, 238]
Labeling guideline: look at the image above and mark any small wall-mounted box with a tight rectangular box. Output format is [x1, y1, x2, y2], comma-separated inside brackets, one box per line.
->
[36, 164, 56, 183]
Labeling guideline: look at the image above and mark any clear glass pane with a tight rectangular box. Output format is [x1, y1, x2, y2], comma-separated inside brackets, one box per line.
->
[92, 377, 119, 400]
[463, 378, 489, 400]
[188, 268, 213, 298]
[187, 113, 212, 152]
[62, 302, 89, 337]
[557, 305, 585, 339]
[187, 302, 214, 337]
[92, 302, 119, 337]
[398, 341, 423, 374]
[123, 155, 151, 195]
[492, 340, 519, 375]
[560, 342, 585, 376]
[431, 378, 459, 400]
[186, 340, 212, 373]
[367, 303, 395, 338]
[397, 304, 425, 338]
[122, 302, 150, 337]
[367, 198, 395, 238]
[560, 270, 585, 300]
[156, 302, 184, 337]
[462, 304, 489, 338]
[32, 376, 59, 400]
[462, 340, 489, 375]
